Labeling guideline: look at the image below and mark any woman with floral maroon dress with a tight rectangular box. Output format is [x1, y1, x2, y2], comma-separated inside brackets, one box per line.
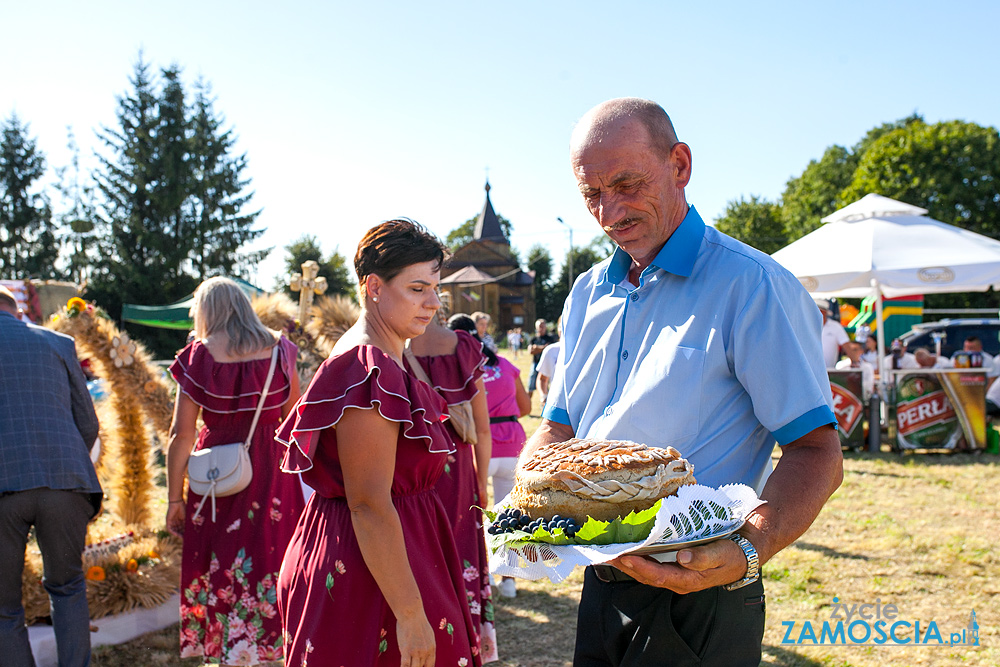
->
[276, 220, 479, 667]
[166, 277, 305, 665]
[408, 313, 498, 662]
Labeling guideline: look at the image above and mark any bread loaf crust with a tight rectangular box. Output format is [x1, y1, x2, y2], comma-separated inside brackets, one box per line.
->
[509, 438, 696, 523]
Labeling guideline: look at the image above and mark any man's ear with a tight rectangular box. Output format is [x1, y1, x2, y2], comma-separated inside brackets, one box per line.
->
[671, 142, 693, 188]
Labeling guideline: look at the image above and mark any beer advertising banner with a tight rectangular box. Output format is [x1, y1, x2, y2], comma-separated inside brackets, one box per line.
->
[829, 370, 865, 449]
[893, 370, 986, 450]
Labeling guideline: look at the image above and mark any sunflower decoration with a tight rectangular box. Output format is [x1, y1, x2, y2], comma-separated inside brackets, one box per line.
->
[284, 318, 313, 350]
[109, 333, 137, 367]
[86, 566, 106, 582]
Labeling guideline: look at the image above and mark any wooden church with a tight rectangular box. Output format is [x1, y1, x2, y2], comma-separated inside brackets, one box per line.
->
[440, 182, 536, 332]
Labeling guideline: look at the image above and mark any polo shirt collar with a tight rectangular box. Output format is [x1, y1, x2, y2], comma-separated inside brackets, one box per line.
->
[602, 206, 706, 284]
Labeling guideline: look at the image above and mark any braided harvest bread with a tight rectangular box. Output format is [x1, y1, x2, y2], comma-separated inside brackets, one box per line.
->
[509, 438, 696, 524]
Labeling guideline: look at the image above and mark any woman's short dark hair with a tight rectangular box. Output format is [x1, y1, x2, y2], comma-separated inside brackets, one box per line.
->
[354, 219, 449, 297]
[448, 313, 498, 366]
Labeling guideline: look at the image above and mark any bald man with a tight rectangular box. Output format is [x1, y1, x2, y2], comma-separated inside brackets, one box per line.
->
[522, 99, 842, 666]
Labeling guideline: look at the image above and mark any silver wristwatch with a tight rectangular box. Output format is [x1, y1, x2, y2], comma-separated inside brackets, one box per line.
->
[723, 534, 760, 591]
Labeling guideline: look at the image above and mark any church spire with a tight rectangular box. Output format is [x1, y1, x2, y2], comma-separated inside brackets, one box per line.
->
[473, 180, 507, 244]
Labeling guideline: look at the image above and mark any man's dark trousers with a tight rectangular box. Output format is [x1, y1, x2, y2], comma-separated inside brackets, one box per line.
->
[0, 488, 95, 667]
[574, 566, 766, 666]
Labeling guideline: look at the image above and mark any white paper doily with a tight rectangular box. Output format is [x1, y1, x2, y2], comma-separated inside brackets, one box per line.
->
[488, 484, 764, 583]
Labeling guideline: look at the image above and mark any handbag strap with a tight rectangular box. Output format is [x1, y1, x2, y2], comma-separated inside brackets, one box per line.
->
[243, 343, 281, 450]
[403, 341, 434, 386]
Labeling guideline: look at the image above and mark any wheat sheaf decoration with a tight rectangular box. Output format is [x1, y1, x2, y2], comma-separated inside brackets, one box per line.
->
[48, 300, 173, 527]
[251, 291, 360, 387]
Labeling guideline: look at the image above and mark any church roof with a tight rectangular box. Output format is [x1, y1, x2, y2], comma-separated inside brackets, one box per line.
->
[473, 181, 508, 243]
[440, 265, 497, 285]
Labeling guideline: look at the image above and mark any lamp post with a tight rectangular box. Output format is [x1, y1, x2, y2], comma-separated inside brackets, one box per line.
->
[557, 217, 573, 291]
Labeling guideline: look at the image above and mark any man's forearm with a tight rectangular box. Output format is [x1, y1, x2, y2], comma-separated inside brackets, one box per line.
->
[519, 419, 574, 464]
[743, 425, 843, 565]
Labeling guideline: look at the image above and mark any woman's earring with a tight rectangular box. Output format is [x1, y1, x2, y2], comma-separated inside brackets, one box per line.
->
[373, 297, 379, 303]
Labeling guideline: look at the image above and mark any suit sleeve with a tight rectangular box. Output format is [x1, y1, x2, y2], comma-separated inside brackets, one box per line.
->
[62, 336, 100, 449]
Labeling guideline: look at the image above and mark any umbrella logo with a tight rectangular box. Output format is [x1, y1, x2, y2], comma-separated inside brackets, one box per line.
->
[917, 267, 956, 284]
[800, 277, 819, 291]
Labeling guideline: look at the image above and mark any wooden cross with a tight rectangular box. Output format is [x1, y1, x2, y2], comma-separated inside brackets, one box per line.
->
[289, 260, 328, 326]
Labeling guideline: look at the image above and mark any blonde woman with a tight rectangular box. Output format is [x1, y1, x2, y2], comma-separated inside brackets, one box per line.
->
[166, 277, 304, 665]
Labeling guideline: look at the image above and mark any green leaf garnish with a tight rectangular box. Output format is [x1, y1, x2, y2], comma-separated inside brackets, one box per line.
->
[487, 499, 664, 552]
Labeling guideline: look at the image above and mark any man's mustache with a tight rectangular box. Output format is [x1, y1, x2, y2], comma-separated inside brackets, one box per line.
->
[603, 218, 640, 233]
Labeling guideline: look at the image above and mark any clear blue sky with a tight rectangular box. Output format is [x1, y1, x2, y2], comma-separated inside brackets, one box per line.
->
[3, 1, 999, 289]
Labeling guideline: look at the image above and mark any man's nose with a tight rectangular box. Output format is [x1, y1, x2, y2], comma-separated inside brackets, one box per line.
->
[598, 192, 625, 224]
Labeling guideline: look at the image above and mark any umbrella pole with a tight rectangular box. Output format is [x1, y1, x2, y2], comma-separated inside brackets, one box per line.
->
[874, 280, 886, 395]
[873, 280, 887, 447]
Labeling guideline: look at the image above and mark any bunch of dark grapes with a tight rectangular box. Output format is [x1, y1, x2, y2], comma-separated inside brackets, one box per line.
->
[488, 508, 580, 538]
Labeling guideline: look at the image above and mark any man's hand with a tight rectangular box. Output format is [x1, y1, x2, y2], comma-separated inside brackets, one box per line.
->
[608, 536, 748, 594]
[610, 423, 841, 593]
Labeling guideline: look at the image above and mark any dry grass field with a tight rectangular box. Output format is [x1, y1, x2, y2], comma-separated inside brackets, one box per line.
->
[90, 348, 998, 666]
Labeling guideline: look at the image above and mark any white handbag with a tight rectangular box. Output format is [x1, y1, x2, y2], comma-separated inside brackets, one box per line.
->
[188, 345, 280, 522]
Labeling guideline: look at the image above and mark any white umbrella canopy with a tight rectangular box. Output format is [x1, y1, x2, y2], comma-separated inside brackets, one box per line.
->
[771, 194, 1000, 299]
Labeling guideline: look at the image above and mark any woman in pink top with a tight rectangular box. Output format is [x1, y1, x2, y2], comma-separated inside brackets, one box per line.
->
[447, 315, 530, 598]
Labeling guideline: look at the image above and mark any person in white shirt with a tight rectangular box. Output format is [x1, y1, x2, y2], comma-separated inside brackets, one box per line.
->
[884, 339, 920, 371]
[817, 299, 849, 368]
[986, 373, 1000, 417]
[914, 347, 953, 369]
[835, 340, 875, 400]
[952, 336, 998, 386]
[860, 336, 879, 366]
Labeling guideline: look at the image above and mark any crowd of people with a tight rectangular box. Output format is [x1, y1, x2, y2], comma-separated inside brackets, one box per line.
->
[821, 296, 1000, 406]
[4, 97, 849, 667]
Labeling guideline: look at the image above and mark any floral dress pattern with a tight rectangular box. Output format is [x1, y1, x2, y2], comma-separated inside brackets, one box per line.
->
[170, 337, 306, 665]
[275, 345, 480, 667]
[413, 330, 498, 662]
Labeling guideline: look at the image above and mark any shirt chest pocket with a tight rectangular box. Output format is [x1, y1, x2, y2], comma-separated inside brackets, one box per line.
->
[625, 345, 706, 445]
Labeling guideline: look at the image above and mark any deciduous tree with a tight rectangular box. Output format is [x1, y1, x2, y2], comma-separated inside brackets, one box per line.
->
[280, 235, 355, 300]
[714, 195, 787, 255]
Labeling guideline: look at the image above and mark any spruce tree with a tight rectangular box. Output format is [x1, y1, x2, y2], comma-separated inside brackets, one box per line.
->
[0, 113, 57, 278]
[188, 78, 266, 280]
[87, 57, 264, 356]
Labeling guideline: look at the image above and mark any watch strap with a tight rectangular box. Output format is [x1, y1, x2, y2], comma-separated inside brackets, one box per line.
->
[723, 533, 760, 591]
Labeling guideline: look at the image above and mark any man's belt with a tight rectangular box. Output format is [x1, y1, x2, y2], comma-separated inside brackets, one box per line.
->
[489, 415, 519, 424]
[591, 564, 636, 583]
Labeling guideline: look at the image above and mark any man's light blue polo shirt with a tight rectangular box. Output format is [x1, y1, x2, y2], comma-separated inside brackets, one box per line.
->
[542, 207, 836, 491]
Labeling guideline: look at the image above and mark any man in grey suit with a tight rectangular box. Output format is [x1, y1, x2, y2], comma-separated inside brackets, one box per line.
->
[0, 285, 102, 667]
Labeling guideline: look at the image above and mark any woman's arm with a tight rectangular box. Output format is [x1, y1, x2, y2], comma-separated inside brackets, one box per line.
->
[165, 392, 199, 537]
[514, 374, 531, 417]
[337, 406, 435, 667]
[470, 377, 492, 506]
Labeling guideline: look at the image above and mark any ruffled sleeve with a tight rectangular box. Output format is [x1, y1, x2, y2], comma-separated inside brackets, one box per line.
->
[169, 338, 293, 413]
[413, 330, 487, 406]
[277, 345, 452, 473]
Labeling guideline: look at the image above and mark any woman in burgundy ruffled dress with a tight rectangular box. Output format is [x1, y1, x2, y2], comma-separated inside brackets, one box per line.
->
[166, 277, 305, 665]
[408, 314, 498, 662]
[276, 220, 479, 667]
